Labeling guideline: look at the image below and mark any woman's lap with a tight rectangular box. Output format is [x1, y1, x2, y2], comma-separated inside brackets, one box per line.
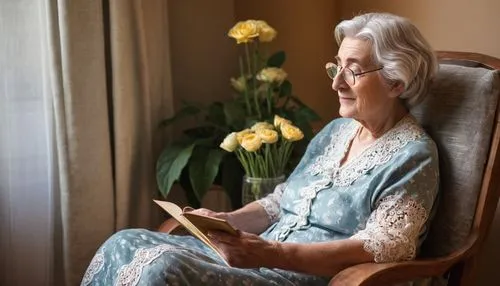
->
[81, 229, 328, 286]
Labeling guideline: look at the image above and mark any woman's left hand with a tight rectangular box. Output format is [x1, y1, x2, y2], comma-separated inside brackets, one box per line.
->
[208, 230, 280, 268]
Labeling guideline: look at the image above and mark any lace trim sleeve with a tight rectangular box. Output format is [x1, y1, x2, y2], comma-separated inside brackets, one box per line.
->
[350, 195, 429, 263]
[256, 182, 286, 224]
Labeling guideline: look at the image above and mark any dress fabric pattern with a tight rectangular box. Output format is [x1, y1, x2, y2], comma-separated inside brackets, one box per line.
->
[82, 115, 440, 285]
[350, 195, 429, 262]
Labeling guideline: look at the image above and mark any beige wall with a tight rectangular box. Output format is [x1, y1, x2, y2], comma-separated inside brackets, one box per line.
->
[235, 0, 340, 123]
[340, 0, 500, 58]
[167, 0, 238, 205]
[168, 0, 238, 107]
[340, 1, 500, 284]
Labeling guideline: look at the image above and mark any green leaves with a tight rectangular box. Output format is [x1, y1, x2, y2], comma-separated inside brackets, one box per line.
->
[223, 100, 246, 129]
[279, 80, 292, 98]
[267, 51, 286, 68]
[207, 102, 226, 126]
[159, 105, 200, 127]
[156, 142, 226, 202]
[292, 97, 322, 122]
[156, 144, 195, 198]
[188, 148, 225, 202]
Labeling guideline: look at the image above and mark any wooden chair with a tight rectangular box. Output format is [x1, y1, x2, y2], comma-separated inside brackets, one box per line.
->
[159, 52, 500, 286]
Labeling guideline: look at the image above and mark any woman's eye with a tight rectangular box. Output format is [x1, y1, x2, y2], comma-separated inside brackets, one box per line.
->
[349, 66, 361, 73]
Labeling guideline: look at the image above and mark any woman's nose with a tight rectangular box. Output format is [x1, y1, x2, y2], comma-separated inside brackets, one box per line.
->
[332, 72, 347, 91]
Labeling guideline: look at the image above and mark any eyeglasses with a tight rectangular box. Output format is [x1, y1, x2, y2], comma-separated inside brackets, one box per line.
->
[326, 63, 383, 86]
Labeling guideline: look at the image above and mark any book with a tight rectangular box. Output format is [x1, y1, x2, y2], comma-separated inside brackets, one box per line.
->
[153, 200, 238, 265]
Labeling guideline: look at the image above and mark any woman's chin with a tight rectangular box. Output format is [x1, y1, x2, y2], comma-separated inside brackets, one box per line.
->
[338, 106, 356, 118]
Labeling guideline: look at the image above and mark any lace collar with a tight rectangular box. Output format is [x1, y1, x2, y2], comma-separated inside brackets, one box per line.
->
[307, 115, 425, 186]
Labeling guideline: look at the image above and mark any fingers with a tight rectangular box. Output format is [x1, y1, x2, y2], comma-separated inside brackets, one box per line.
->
[208, 231, 241, 244]
[189, 208, 216, 217]
[189, 208, 231, 222]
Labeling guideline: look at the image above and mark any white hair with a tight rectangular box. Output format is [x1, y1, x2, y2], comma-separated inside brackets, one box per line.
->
[335, 13, 438, 108]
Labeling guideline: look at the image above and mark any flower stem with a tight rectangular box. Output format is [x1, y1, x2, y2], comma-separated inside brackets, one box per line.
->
[244, 43, 252, 76]
[265, 143, 276, 177]
[282, 140, 294, 171]
[236, 150, 250, 175]
[272, 142, 281, 175]
[239, 57, 252, 115]
[266, 86, 273, 116]
[246, 43, 261, 119]
[244, 151, 257, 177]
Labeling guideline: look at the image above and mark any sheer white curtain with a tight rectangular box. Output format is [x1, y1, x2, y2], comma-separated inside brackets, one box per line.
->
[0, 0, 55, 285]
[1, 0, 175, 285]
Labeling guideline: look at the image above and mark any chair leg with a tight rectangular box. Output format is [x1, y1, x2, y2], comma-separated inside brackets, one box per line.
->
[458, 257, 478, 286]
[448, 257, 478, 286]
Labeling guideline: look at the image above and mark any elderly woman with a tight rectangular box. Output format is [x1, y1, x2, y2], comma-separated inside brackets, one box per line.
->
[82, 13, 439, 286]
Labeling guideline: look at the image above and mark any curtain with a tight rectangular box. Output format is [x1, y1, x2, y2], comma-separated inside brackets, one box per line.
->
[0, 1, 55, 285]
[49, 0, 174, 284]
[108, 0, 174, 230]
[1, 0, 174, 285]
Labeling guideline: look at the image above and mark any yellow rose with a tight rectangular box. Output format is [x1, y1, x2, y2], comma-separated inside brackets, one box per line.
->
[228, 20, 259, 44]
[256, 129, 278, 144]
[250, 122, 274, 132]
[219, 132, 239, 152]
[281, 123, 304, 142]
[256, 20, 277, 42]
[240, 133, 262, 152]
[230, 76, 246, 92]
[236, 129, 253, 144]
[273, 115, 291, 129]
[256, 67, 288, 84]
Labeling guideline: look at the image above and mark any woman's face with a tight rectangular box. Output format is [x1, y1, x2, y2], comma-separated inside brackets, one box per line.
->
[332, 37, 399, 122]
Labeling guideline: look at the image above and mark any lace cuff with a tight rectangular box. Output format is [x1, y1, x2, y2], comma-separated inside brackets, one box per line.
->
[256, 182, 286, 224]
[351, 195, 428, 263]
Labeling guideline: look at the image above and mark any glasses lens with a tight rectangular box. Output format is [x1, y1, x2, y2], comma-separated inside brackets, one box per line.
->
[344, 68, 355, 86]
[326, 64, 337, 79]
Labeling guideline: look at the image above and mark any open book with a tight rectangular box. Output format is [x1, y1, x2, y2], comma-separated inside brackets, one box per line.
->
[154, 200, 238, 265]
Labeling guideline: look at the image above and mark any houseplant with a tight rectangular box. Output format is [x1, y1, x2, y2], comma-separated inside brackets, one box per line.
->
[156, 20, 320, 208]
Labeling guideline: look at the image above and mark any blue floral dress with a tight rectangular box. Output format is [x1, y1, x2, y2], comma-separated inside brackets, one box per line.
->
[81, 115, 440, 286]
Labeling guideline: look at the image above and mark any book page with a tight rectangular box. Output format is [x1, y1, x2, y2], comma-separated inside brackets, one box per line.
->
[153, 200, 229, 265]
[182, 212, 238, 236]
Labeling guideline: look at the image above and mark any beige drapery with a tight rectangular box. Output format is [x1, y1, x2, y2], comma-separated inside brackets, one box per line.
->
[46, 0, 173, 284]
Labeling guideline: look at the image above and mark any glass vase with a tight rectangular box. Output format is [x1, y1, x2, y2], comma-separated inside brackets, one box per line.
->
[241, 175, 286, 205]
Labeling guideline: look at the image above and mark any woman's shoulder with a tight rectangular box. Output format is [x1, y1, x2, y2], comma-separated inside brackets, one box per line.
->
[398, 116, 438, 159]
[367, 114, 439, 170]
[383, 117, 439, 180]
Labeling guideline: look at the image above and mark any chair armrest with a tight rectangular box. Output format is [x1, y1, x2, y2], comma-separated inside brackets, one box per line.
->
[158, 218, 189, 235]
[329, 259, 451, 286]
[329, 233, 479, 286]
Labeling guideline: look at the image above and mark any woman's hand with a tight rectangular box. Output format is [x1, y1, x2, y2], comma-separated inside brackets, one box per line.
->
[186, 207, 234, 223]
[187, 201, 273, 234]
[207, 230, 281, 268]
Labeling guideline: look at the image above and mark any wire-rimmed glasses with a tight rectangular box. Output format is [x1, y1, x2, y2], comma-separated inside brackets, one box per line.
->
[325, 62, 383, 86]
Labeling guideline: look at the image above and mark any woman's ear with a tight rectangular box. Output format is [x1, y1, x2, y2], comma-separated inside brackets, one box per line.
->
[390, 81, 405, 98]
